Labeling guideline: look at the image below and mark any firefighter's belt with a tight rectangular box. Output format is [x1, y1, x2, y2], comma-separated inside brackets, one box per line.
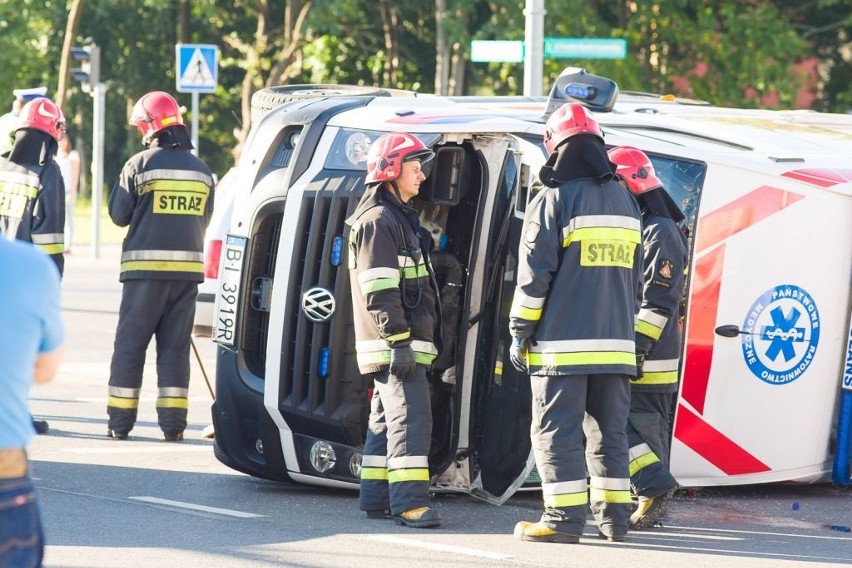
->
[0, 448, 28, 479]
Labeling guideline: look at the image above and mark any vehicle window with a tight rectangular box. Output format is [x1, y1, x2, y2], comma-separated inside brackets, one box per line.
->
[648, 155, 706, 238]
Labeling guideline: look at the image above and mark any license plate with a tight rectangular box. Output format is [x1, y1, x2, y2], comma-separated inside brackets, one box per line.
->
[212, 234, 247, 346]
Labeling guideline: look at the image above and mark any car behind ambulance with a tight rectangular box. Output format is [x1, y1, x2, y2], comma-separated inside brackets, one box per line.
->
[209, 69, 852, 503]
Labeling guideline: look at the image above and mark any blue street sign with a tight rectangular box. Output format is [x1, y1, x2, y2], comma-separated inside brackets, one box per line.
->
[176, 44, 218, 93]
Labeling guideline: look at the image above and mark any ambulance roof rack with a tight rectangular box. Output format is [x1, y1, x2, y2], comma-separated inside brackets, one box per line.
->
[543, 67, 619, 120]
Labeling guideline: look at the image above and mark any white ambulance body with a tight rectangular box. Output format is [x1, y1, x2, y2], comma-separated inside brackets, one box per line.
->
[211, 71, 852, 501]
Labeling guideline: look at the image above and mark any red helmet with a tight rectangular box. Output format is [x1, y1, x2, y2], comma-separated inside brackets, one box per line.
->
[17, 97, 66, 141]
[365, 132, 434, 185]
[607, 146, 663, 194]
[543, 102, 603, 155]
[129, 91, 184, 141]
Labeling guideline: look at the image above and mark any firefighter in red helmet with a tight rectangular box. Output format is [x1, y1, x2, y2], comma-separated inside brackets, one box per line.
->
[510, 102, 642, 543]
[105, 91, 215, 441]
[609, 145, 687, 529]
[0, 96, 67, 275]
[346, 131, 442, 528]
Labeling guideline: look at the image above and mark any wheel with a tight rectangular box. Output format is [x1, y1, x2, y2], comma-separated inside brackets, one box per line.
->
[250, 84, 390, 124]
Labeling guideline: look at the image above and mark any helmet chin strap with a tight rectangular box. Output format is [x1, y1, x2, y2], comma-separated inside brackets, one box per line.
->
[389, 180, 407, 204]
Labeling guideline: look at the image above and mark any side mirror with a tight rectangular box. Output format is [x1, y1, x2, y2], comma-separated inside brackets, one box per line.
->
[419, 146, 464, 206]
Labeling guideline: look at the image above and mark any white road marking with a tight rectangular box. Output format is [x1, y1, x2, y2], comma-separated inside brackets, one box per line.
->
[64, 446, 210, 454]
[367, 535, 514, 560]
[627, 530, 743, 541]
[673, 525, 852, 541]
[129, 496, 264, 518]
[74, 396, 212, 403]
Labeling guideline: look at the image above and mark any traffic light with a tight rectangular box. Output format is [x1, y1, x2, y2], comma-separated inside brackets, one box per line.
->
[71, 43, 100, 92]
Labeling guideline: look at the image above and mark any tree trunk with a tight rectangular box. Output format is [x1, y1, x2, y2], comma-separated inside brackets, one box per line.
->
[178, 0, 191, 43]
[56, 0, 85, 110]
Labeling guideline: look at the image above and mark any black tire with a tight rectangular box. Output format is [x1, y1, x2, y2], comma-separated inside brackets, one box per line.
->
[250, 84, 390, 124]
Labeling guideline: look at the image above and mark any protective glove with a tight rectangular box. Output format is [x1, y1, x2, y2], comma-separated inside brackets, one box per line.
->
[389, 345, 417, 381]
[634, 350, 647, 381]
[509, 336, 529, 373]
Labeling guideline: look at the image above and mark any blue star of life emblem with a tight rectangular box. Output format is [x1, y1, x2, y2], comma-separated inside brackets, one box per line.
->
[741, 285, 820, 385]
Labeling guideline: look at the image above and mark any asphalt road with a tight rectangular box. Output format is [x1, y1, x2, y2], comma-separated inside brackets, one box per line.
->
[26, 245, 852, 567]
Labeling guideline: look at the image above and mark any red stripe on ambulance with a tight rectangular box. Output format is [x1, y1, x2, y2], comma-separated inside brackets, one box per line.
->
[678, 186, 804, 474]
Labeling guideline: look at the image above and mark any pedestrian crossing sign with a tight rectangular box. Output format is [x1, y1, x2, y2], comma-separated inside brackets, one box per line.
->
[176, 44, 218, 93]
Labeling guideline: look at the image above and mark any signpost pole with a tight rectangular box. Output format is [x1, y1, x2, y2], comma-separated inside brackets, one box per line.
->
[523, 0, 545, 96]
[191, 91, 199, 157]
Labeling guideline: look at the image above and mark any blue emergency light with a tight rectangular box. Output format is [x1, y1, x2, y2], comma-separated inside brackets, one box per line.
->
[564, 83, 596, 101]
[318, 347, 330, 378]
[330, 236, 344, 266]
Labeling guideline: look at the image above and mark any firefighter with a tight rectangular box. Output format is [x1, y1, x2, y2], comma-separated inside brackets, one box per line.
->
[510, 102, 642, 543]
[106, 91, 214, 441]
[608, 146, 687, 529]
[0, 96, 66, 274]
[346, 132, 442, 528]
[0, 94, 65, 437]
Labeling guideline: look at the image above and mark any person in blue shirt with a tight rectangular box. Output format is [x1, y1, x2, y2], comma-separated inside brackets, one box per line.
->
[0, 238, 64, 567]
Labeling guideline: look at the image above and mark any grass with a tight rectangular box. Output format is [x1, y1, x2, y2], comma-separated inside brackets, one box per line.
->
[68, 198, 127, 246]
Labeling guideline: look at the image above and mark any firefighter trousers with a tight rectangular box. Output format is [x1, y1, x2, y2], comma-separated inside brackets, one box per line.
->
[107, 279, 198, 436]
[627, 390, 678, 499]
[530, 373, 632, 538]
[359, 365, 433, 516]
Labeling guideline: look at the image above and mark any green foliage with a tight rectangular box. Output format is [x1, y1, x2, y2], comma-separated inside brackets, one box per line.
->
[5, 0, 844, 196]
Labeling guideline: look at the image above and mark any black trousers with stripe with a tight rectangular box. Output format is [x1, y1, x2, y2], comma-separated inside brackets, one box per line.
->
[107, 279, 197, 435]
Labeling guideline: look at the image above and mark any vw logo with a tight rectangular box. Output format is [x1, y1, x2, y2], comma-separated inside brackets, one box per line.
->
[301, 287, 336, 323]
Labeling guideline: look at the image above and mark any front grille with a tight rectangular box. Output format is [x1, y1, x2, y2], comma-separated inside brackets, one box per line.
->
[241, 209, 284, 378]
[279, 173, 369, 446]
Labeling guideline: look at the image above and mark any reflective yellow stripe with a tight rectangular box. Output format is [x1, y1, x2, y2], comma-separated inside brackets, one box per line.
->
[36, 243, 65, 255]
[156, 397, 189, 409]
[633, 370, 678, 385]
[144, 179, 211, 194]
[388, 468, 430, 483]
[361, 467, 388, 481]
[362, 278, 399, 294]
[400, 265, 429, 279]
[544, 492, 588, 508]
[563, 226, 642, 248]
[528, 351, 635, 367]
[108, 396, 139, 409]
[636, 319, 663, 340]
[589, 488, 632, 504]
[629, 452, 660, 476]
[120, 260, 203, 273]
[510, 305, 542, 321]
[385, 331, 410, 343]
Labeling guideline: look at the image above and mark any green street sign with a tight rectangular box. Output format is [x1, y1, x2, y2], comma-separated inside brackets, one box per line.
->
[470, 40, 524, 63]
[544, 38, 627, 60]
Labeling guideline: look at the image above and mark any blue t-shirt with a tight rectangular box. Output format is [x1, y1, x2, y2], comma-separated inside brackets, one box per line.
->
[0, 238, 64, 450]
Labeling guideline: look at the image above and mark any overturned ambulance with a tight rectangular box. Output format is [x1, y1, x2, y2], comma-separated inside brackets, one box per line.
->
[210, 69, 852, 503]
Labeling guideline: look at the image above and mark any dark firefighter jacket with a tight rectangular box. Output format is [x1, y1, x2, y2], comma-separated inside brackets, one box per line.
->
[509, 176, 643, 376]
[0, 130, 65, 275]
[108, 138, 214, 282]
[347, 185, 440, 375]
[633, 211, 688, 392]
